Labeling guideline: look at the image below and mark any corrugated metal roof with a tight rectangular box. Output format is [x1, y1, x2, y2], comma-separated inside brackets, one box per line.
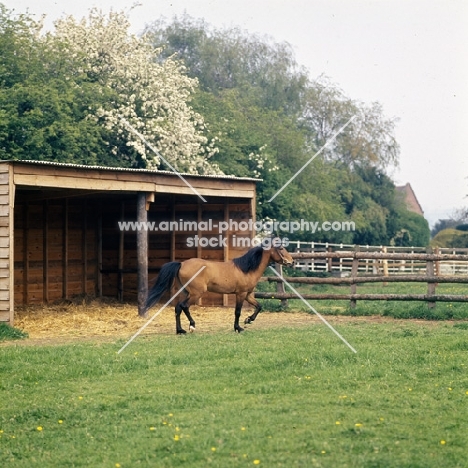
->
[3, 159, 260, 183]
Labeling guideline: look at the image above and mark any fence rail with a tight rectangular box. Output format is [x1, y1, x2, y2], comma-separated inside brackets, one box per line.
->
[261, 275, 468, 285]
[255, 292, 468, 302]
[289, 241, 468, 276]
[255, 246, 468, 308]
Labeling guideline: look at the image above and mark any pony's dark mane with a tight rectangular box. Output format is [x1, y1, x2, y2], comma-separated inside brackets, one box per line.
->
[233, 246, 265, 273]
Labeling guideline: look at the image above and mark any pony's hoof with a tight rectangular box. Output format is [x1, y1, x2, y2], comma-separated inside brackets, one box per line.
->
[176, 329, 187, 335]
[189, 325, 196, 333]
[235, 326, 244, 333]
[244, 317, 252, 325]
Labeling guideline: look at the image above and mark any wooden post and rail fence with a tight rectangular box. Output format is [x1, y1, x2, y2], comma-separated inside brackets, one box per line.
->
[255, 247, 468, 308]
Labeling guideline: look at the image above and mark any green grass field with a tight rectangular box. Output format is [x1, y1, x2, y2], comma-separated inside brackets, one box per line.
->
[1, 320, 467, 467]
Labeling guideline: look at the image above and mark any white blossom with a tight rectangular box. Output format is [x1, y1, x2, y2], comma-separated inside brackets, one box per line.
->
[247, 145, 278, 178]
[46, 9, 220, 173]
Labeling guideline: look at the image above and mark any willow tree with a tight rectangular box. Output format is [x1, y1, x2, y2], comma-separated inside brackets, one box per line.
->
[302, 76, 400, 169]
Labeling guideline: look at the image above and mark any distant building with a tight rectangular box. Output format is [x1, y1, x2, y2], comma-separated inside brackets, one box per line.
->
[395, 183, 424, 216]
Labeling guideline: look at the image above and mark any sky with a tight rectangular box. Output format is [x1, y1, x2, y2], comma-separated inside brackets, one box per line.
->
[3, 0, 468, 227]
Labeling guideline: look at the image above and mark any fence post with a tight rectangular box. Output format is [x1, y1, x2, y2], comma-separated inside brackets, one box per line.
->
[382, 246, 388, 286]
[311, 241, 315, 272]
[275, 263, 288, 308]
[327, 246, 333, 273]
[426, 246, 436, 309]
[434, 246, 440, 280]
[350, 245, 360, 309]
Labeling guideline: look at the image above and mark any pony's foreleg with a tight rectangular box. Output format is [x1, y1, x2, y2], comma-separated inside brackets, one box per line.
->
[175, 302, 187, 334]
[234, 293, 248, 333]
[244, 291, 262, 325]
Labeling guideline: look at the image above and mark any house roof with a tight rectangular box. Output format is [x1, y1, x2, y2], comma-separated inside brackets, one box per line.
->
[395, 183, 424, 216]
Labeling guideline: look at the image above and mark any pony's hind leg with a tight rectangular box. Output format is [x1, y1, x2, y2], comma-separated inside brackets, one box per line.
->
[175, 294, 198, 334]
[244, 291, 262, 325]
[173, 270, 206, 334]
[182, 302, 196, 332]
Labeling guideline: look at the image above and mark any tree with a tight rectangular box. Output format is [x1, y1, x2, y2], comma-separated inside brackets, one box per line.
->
[191, 88, 312, 222]
[0, 6, 120, 165]
[0, 6, 218, 172]
[0, 4, 40, 88]
[145, 15, 416, 245]
[390, 210, 430, 247]
[431, 208, 468, 237]
[431, 228, 468, 248]
[146, 14, 308, 113]
[302, 76, 400, 169]
[46, 9, 219, 173]
[0, 78, 113, 164]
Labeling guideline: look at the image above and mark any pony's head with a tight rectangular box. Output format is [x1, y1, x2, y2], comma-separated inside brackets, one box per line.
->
[265, 237, 294, 266]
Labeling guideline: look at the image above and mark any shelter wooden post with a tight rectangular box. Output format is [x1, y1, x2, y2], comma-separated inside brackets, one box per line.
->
[426, 246, 436, 309]
[196, 201, 203, 306]
[137, 192, 149, 316]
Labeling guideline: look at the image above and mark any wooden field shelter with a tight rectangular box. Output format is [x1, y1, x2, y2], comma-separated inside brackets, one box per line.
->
[0, 161, 257, 325]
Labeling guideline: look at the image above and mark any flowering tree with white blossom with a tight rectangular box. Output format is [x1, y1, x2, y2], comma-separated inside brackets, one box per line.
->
[47, 9, 220, 173]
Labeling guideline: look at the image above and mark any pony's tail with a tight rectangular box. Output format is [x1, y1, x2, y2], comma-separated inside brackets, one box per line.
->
[144, 262, 182, 313]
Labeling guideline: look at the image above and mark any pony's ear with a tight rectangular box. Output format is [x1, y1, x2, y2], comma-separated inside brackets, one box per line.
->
[267, 235, 284, 249]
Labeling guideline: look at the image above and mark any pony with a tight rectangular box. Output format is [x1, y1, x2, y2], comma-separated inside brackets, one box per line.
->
[143, 240, 294, 333]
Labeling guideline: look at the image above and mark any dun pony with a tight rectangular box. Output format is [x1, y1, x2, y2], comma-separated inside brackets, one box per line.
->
[143, 240, 293, 333]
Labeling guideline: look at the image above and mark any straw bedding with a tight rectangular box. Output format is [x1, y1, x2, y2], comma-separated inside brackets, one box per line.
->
[12, 300, 415, 344]
[13, 298, 318, 341]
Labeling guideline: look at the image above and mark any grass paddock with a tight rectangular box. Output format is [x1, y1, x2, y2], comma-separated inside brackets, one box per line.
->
[1, 307, 468, 467]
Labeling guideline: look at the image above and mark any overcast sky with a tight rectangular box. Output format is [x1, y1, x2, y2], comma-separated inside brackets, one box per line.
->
[4, 0, 468, 226]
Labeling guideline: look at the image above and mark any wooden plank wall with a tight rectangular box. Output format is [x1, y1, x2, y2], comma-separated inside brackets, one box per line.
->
[14, 197, 98, 304]
[13, 192, 253, 308]
[0, 165, 12, 322]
